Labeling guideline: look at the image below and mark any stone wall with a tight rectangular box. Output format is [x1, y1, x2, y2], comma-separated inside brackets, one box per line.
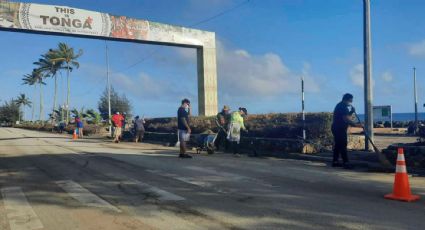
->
[132, 113, 366, 154]
[145, 112, 333, 143]
[348, 135, 366, 150]
[383, 144, 425, 168]
[143, 131, 363, 155]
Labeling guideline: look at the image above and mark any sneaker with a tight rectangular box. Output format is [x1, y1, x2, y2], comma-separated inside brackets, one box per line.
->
[233, 153, 241, 157]
[332, 162, 342, 167]
[179, 154, 193, 159]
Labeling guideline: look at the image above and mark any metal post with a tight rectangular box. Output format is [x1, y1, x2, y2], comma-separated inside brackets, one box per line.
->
[363, 0, 374, 150]
[301, 76, 306, 140]
[105, 41, 112, 137]
[414, 67, 418, 132]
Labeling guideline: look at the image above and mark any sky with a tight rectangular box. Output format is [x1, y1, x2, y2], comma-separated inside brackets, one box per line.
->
[1, 0, 425, 119]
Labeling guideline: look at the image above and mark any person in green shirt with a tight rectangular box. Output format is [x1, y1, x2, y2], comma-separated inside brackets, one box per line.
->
[227, 107, 248, 156]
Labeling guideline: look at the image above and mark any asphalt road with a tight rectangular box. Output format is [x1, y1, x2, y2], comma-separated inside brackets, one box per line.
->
[0, 128, 424, 230]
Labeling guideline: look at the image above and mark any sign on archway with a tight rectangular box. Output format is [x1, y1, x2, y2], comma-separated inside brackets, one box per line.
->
[0, 1, 218, 116]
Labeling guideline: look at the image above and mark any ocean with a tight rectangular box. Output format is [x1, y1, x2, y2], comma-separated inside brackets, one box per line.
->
[357, 113, 425, 122]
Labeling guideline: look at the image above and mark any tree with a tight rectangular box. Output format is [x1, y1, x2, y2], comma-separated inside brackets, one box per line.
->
[70, 107, 88, 118]
[86, 109, 102, 125]
[51, 42, 83, 123]
[22, 73, 37, 121]
[98, 87, 132, 120]
[15, 93, 31, 122]
[23, 69, 46, 121]
[34, 50, 64, 122]
[0, 99, 21, 124]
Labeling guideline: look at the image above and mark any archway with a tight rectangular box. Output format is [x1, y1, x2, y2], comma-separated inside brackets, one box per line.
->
[0, 1, 218, 116]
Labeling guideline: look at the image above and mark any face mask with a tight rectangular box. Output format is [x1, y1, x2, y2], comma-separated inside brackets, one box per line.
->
[184, 104, 189, 113]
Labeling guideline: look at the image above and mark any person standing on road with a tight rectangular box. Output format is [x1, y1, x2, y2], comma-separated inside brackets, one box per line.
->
[227, 107, 248, 157]
[76, 116, 84, 138]
[177, 99, 192, 158]
[133, 115, 145, 143]
[332, 93, 362, 168]
[215, 105, 231, 151]
[111, 112, 124, 143]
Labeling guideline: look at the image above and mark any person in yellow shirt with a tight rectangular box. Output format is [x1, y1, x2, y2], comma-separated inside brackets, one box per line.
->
[227, 107, 248, 157]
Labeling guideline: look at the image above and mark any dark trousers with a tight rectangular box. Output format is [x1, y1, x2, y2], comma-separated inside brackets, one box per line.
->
[332, 129, 348, 163]
[134, 130, 145, 142]
[232, 141, 240, 154]
[215, 129, 229, 151]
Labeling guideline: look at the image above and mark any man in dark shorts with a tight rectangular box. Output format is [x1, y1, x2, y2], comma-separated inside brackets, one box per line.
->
[133, 116, 145, 143]
[177, 98, 192, 158]
[332, 93, 362, 168]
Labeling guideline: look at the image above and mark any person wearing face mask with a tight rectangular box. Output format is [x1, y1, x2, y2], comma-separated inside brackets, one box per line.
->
[177, 98, 192, 158]
[331, 93, 362, 168]
[227, 107, 248, 157]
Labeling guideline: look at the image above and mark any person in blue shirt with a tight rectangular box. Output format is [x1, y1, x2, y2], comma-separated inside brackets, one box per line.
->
[75, 116, 84, 139]
[332, 93, 362, 168]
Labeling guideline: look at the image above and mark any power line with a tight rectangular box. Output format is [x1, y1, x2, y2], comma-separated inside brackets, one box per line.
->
[111, 0, 250, 74]
[74, 76, 106, 97]
[189, 0, 250, 27]
[113, 48, 159, 74]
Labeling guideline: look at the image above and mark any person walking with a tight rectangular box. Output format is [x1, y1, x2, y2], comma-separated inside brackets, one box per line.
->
[133, 115, 145, 143]
[227, 107, 248, 157]
[332, 93, 362, 168]
[215, 105, 231, 151]
[111, 112, 124, 143]
[177, 98, 192, 158]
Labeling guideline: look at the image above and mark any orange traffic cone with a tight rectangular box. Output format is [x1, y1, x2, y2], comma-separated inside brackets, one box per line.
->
[72, 129, 78, 140]
[384, 147, 420, 202]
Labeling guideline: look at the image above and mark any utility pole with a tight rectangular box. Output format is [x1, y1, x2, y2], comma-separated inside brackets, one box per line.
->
[414, 67, 418, 132]
[301, 76, 306, 140]
[363, 0, 374, 150]
[105, 41, 112, 137]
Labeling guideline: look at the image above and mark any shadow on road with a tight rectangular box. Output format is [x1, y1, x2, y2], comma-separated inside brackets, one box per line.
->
[1, 147, 425, 230]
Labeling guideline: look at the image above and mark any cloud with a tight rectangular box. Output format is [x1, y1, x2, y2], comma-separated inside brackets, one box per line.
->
[349, 64, 364, 87]
[408, 39, 425, 57]
[78, 63, 194, 102]
[112, 72, 194, 100]
[175, 40, 322, 99]
[79, 40, 324, 109]
[381, 71, 393, 82]
[301, 63, 321, 92]
[215, 41, 321, 99]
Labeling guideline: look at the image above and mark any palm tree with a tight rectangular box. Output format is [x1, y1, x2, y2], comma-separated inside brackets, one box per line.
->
[86, 109, 101, 125]
[23, 69, 46, 121]
[22, 73, 37, 121]
[15, 93, 32, 122]
[51, 43, 83, 123]
[71, 107, 88, 119]
[34, 50, 64, 123]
